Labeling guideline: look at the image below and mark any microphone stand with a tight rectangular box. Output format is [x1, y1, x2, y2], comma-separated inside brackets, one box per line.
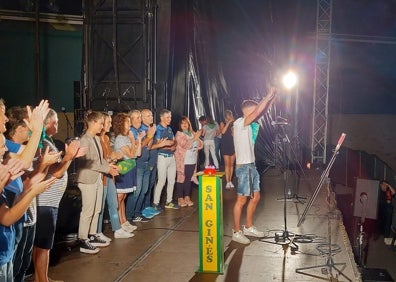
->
[259, 123, 314, 252]
[62, 109, 75, 178]
[295, 133, 351, 281]
[62, 110, 73, 140]
[295, 178, 352, 281]
[276, 125, 307, 204]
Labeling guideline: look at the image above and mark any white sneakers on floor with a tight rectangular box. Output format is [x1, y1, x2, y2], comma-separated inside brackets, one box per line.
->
[122, 221, 137, 233]
[96, 232, 112, 242]
[232, 225, 265, 244]
[243, 225, 265, 238]
[114, 228, 134, 239]
[232, 230, 250, 244]
[225, 182, 234, 189]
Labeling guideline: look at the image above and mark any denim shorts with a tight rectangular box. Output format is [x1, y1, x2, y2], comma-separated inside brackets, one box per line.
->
[235, 163, 260, 196]
[34, 206, 58, 249]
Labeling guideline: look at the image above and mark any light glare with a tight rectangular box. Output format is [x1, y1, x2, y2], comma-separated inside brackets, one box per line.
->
[282, 71, 298, 90]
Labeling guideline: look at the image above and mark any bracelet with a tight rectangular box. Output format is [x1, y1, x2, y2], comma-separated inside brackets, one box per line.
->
[146, 135, 153, 139]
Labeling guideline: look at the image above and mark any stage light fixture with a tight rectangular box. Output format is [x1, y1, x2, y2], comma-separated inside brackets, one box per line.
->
[282, 70, 298, 90]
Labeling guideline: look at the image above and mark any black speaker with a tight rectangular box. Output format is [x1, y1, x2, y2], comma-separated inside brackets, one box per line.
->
[361, 268, 394, 282]
[56, 187, 81, 235]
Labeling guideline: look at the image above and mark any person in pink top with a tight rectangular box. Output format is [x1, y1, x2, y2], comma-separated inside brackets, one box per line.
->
[174, 116, 203, 207]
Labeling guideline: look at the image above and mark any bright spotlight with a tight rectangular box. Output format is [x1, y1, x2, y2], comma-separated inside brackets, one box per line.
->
[282, 71, 298, 90]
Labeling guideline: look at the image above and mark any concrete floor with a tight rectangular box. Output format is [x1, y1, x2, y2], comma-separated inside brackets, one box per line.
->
[43, 168, 390, 282]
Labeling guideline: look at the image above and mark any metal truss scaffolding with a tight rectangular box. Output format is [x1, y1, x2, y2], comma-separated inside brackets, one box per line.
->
[80, 0, 156, 116]
[311, 0, 332, 165]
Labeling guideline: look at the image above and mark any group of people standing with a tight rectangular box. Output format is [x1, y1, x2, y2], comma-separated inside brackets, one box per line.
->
[0, 99, 87, 282]
[0, 86, 277, 281]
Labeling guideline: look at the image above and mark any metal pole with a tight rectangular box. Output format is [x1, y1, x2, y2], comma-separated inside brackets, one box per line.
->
[34, 0, 41, 102]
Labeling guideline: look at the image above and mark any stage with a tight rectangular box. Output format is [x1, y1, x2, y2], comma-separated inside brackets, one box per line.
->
[47, 168, 362, 282]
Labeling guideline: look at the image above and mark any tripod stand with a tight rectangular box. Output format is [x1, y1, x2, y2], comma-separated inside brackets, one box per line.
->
[355, 192, 368, 267]
[356, 220, 366, 267]
[259, 125, 313, 251]
[295, 178, 351, 281]
[259, 167, 313, 251]
[273, 123, 307, 204]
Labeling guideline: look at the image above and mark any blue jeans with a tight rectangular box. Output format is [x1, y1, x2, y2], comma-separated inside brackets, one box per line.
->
[126, 165, 146, 219]
[13, 224, 35, 282]
[98, 177, 121, 232]
[144, 165, 157, 209]
[134, 163, 151, 215]
[0, 260, 13, 282]
[235, 163, 260, 196]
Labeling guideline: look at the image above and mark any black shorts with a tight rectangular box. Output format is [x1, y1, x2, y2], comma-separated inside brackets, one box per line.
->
[34, 206, 58, 249]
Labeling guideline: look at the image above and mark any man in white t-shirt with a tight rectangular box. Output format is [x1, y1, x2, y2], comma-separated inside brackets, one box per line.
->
[232, 87, 276, 244]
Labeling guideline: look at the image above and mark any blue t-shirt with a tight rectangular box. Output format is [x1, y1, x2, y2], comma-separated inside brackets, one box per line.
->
[130, 125, 149, 165]
[4, 177, 23, 195]
[142, 124, 158, 167]
[155, 124, 174, 155]
[5, 139, 21, 154]
[4, 177, 26, 224]
[0, 192, 15, 266]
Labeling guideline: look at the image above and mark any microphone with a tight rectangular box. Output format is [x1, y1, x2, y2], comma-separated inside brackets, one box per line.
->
[122, 85, 133, 96]
[276, 116, 288, 122]
[271, 116, 289, 126]
[335, 133, 346, 151]
[102, 88, 110, 97]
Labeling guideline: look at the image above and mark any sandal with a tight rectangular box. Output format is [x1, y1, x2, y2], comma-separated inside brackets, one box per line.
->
[178, 198, 187, 207]
[184, 197, 194, 207]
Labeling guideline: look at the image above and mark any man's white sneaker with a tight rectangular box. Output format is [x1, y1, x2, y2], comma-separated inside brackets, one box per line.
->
[232, 229, 250, 244]
[114, 228, 134, 239]
[243, 225, 264, 238]
[96, 232, 112, 242]
[122, 221, 137, 233]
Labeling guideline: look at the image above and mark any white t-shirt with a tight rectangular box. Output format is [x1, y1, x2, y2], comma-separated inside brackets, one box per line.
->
[184, 140, 199, 165]
[233, 117, 255, 165]
[203, 123, 219, 141]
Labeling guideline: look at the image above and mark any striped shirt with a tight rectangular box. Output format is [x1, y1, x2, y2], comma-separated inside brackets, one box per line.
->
[36, 137, 68, 208]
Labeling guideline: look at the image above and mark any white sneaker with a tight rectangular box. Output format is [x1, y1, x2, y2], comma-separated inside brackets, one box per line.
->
[122, 221, 138, 233]
[96, 232, 112, 242]
[384, 237, 393, 245]
[229, 182, 234, 188]
[225, 182, 231, 189]
[243, 225, 264, 238]
[232, 229, 250, 244]
[114, 228, 134, 239]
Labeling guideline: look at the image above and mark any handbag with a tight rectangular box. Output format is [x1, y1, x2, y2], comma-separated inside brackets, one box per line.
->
[116, 159, 136, 175]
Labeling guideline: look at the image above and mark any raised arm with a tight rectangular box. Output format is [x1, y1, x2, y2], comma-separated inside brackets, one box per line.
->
[16, 100, 50, 169]
[244, 87, 276, 126]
